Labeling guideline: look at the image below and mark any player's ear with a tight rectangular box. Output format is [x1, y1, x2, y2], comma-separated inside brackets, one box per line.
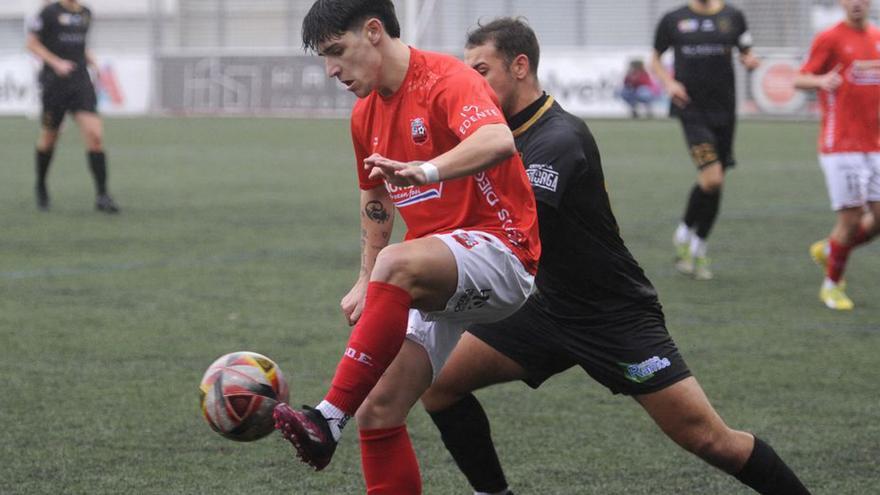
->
[364, 18, 383, 45]
[511, 54, 530, 80]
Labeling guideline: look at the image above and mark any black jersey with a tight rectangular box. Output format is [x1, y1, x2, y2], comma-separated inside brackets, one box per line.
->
[653, 3, 752, 119]
[509, 93, 659, 321]
[29, 2, 92, 79]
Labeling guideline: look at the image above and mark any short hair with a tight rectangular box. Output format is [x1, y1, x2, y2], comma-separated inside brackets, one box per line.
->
[466, 17, 540, 75]
[302, 0, 401, 52]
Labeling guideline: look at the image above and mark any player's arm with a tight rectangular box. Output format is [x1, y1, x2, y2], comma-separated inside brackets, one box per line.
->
[86, 49, 99, 71]
[650, 14, 689, 108]
[340, 186, 395, 326]
[794, 34, 840, 92]
[25, 32, 75, 77]
[736, 13, 760, 70]
[364, 123, 515, 187]
[794, 68, 843, 92]
[650, 49, 689, 108]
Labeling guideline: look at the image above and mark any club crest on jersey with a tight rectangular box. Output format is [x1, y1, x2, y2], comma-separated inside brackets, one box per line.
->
[410, 117, 428, 144]
[58, 13, 88, 27]
[526, 163, 559, 192]
[678, 19, 699, 33]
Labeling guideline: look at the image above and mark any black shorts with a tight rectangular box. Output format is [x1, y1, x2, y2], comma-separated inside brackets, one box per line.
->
[40, 71, 98, 130]
[678, 108, 736, 170]
[467, 295, 691, 396]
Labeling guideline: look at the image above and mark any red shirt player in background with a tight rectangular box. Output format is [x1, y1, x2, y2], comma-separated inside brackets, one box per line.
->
[273, 1, 540, 493]
[796, 0, 880, 310]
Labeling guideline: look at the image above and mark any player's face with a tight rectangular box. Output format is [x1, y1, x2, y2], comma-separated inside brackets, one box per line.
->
[464, 42, 518, 116]
[841, 0, 870, 22]
[317, 29, 382, 98]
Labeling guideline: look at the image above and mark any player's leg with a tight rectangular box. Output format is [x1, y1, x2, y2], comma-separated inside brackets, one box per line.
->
[34, 95, 66, 211]
[421, 331, 531, 495]
[274, 236, 456, 469]
[675, 119, 722, 279]
[73, 111, 119, 213]
[853, 153, 880, 244]
[861, 201, 880, 242]
[355, 339, 435, 494]
[275, 231, 534, 471]
[688, 121, 736, 280]
[815, 153, 871, 309]
[811, 155, 880, 265]
[636, 377, 811, 494]
[35, 126, 61, 211]
[356, 233, 534, 493]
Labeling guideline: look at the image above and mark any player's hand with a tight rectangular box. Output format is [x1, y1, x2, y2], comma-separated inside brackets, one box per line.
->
[740, 52, 761, 71]
[364, 153, 428, 187]
[341, 277, 369, 326]
[51, 59, 76, 78]
[819, 64, 844, 92]
[667, 80, 691, 108]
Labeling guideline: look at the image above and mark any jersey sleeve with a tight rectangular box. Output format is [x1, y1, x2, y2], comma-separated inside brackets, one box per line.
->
[432, 69, 507, 141]
[653, 13, 673, 54]
[736, 10, 754, 52]
[351, 106, 383, 191]
[800, 31, 835, 75]
[522, 125, 587, 210]
[27, 7, 49, 35]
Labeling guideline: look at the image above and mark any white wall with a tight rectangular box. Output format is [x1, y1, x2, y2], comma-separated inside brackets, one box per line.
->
[1, 0, 179, 17]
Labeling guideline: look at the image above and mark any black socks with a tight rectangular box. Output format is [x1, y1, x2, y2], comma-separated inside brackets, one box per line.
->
[734, 436, 811, 495]
[428, 394, 509, 494]
[36, 148, 54, 188]
[682, 183, 722, 239]
[88, 151, 108, 195]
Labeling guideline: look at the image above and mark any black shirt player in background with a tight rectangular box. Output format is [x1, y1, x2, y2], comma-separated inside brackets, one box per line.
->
[652, 0, 758, 279]
[27, 0, 119, 213]
[421, 18, 810, 495]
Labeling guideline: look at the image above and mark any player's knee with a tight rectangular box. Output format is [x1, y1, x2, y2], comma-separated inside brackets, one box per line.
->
[833, 210, 864, 241]
[698, 173, 724, 193]
[371, 244, 418, 290]
[356, 390, 408, 429]
[86, 131, 103, 151]
[38, 131, 59, 150]
[420, 383, 466, 413]
[680, 426, 740, 472]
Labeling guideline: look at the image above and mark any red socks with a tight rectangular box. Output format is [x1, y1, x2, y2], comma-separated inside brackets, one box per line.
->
[852, 225, 875, 247]
[324, 281, 412, 415]
[827, 225, 877, 283]
[360, 426, 422, 495]
[827, 238, 853, 283]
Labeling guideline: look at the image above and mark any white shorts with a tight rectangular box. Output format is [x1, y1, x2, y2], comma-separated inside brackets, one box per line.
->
[404, 230, 535, 380]
[819, 152, 880, 211]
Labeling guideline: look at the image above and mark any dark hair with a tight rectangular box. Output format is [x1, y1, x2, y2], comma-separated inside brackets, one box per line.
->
[302, 0, 401, 52]
[466, 17, 540, 75]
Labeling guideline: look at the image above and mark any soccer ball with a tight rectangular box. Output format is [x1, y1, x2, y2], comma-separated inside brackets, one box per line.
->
[199, 351, 290, 442]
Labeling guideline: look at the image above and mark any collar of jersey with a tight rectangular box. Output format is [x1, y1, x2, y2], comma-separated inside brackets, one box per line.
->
[511, 94, 554, 138]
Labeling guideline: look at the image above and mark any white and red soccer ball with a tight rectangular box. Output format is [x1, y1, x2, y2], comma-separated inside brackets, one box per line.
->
[199, 351, 289, 442]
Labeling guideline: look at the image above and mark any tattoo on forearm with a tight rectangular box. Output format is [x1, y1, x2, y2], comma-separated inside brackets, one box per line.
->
[365, 200, 390, 224]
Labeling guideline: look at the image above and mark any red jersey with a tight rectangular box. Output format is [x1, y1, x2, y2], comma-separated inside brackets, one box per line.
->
[801, 22, 880, 153]
[350, 48, 540, 273]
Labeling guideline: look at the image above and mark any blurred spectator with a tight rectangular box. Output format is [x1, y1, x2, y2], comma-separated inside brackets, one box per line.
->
[619, 59, 659, 118]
